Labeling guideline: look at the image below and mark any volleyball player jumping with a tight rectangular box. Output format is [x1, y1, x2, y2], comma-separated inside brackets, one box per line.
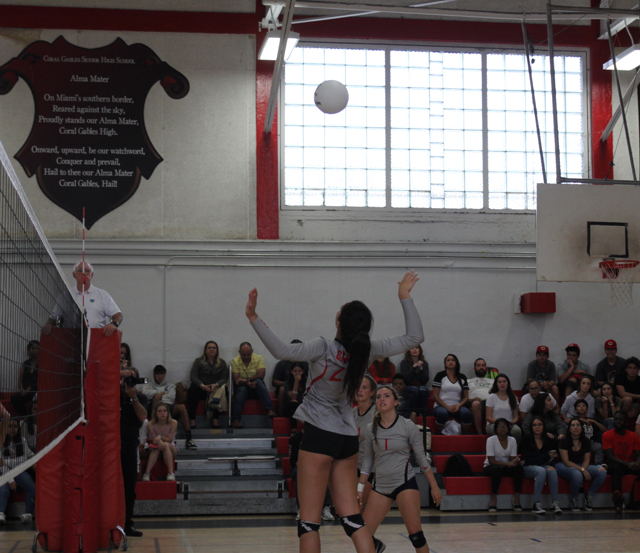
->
[245, 271, 423, 553]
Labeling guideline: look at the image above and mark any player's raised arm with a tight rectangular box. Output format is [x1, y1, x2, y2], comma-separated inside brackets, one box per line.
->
[246, 288, 259, 323]
[398, 270, 419, 300]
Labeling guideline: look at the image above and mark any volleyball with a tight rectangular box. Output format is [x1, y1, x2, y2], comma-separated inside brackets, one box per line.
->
[314, 80, 349, 114]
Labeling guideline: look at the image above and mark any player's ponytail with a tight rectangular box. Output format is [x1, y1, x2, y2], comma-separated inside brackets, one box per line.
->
[372, 408, 382, 444]
[337, 301, 373, 403]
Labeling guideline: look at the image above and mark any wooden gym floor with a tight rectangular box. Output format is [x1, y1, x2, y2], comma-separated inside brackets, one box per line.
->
[2, 509, 639, 552]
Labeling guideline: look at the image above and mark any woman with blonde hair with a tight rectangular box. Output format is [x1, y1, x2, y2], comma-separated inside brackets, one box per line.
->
[142, 402, 178, 482]
[187, 340, 228, 428]
[358, 385, 441, 553]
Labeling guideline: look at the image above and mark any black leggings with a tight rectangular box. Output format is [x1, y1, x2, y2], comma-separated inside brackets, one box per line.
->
[283, 401, 300, 429]
[483, 464, 524, 494]
[608, 461, 640, 493]
[186, 384, 208, 420]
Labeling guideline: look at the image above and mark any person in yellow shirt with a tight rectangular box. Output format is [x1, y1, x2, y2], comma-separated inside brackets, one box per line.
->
[231, 342, 276, 428]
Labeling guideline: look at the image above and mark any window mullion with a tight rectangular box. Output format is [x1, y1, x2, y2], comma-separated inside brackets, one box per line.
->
[385, 48, 392, 208]
[482, 51, 489, 210]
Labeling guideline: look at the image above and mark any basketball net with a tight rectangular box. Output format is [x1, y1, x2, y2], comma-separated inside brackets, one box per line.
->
[599, 259, 639, 307]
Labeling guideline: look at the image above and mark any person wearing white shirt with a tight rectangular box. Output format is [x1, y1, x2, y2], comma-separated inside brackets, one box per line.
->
[50, 260, 122, 335]
[518, 381, 558, 423]
[467, 358, 496, 435]
[483, 418, 524, 512]
[485, 374, 521, 443]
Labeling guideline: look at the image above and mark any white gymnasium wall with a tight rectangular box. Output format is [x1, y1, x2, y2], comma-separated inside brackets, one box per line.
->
[52, 239, 640, 389]
[0, 29, 257, 240]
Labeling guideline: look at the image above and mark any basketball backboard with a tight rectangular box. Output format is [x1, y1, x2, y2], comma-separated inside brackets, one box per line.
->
[537, 183, 640, 283]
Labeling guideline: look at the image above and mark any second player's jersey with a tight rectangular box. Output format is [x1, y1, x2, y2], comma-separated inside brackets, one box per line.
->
[361, 415, 431, 494]
[354, 403, 375, 469]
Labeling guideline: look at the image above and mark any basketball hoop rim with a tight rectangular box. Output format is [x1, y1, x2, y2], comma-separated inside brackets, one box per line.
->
[599, 259, 639, 270]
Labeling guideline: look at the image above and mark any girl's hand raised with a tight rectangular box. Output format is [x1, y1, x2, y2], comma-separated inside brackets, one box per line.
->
[246, 288, 259, 322]
[398, 271, 419, 300]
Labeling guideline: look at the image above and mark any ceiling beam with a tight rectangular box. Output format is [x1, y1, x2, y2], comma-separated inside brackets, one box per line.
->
[263, 0, 296, 134]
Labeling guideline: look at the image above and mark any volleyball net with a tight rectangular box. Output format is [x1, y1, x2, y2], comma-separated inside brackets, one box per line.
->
[0, 141, 84, 485]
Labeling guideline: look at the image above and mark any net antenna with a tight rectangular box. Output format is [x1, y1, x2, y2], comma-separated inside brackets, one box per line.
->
[0, 138, 85, 486]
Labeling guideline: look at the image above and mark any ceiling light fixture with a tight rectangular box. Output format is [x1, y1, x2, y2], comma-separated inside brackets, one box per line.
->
[258, 30, 299, 61]
[603, 44, 640, 70]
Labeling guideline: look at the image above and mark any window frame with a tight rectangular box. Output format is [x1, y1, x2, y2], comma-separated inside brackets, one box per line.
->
[278, 39, 591, 215]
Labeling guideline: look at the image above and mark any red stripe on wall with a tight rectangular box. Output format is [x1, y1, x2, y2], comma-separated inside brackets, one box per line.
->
[256, 54, 280, 239]
[0, 6, 255, 34]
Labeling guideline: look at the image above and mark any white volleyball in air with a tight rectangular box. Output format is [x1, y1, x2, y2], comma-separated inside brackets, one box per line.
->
[314, 80, 349, 114]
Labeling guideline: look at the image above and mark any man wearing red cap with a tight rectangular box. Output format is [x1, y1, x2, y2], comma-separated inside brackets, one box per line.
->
[558, 343, 591, 398]
[525, 345, 560, 403]
[596, 339, 626, 391]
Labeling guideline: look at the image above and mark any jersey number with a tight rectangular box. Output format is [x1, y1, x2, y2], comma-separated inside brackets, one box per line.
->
[329, 367, 346, 382]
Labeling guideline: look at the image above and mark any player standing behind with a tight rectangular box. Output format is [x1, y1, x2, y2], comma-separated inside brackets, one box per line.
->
[245, 271, 424, 553]
[354, 375, 378, 510]
[358, 385, 442, 553]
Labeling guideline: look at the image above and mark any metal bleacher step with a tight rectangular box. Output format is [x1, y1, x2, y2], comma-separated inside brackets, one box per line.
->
[180, 474, 287, 499]
[176, 456, 279, 476]
[134, 414, 300, 515]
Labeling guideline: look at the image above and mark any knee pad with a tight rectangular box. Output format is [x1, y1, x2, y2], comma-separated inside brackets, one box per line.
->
[340, 513, 366, 537]
[409, 531, 426, 549]
[297, 520, 320, 537]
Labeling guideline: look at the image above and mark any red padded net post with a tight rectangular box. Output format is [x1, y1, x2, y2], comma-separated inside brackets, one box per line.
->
[37, 329, 124, 552]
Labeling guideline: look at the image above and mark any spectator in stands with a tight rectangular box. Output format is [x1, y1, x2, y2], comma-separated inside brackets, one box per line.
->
[519, 415, 561, 514]
[282, 364, 307, 430]
[271, 340, 308, 416]
[486, 374, 521, 443]
[400, 345, 429, 410]
[120, 342, 133, 371]
[231, 342, 276, 429]
[604, 411, 640, 512]
[574, 399, 606, 464]
[142, 365, 196, 450]
[467, 358, 495, 435]
[525, 345, 559, 402]
[392, 373, 417, 423]
[483, 418, 524, 511]
[358, 385, 442, 553]
[368, 357, 395, 386]
[596, 339, 625, 393]
[556, 417, 607, 511]
[0, 419, 35, 523]
[519, 380, 558, 423]
[615, 357, 640, 420]
[432, 354, 472, 435]
[289, 428, 336, 522]
[522, 393, 567, 439]
[354, 375, 376, 510]
[10, 340, 39, 416]
[558, 343, 591, 398]
[187, 340, 228, 429]
[561, 376, 596, 422]
[596, 383, 620, 430]
[142, 402, 178, 482]
[20, 399, 37, 454]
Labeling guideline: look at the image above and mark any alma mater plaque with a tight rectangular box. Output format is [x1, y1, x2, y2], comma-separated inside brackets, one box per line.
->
[0, 36, 189, 228]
